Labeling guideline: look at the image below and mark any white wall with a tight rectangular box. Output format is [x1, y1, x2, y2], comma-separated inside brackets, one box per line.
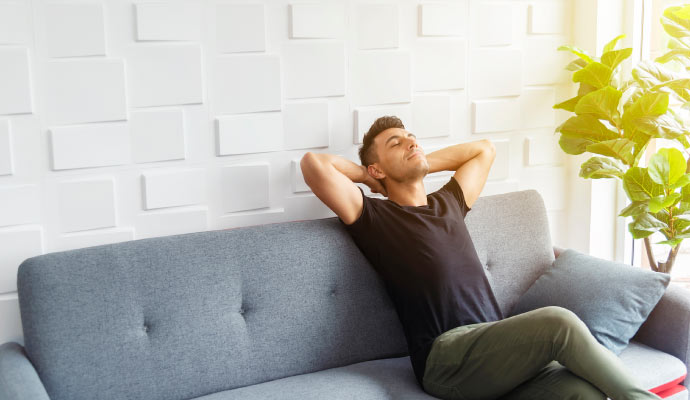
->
[0, 0, 574, 345]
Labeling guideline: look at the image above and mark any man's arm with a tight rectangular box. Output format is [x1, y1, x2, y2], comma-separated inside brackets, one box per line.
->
[300, 153, 384, 225]
[425, 139, 496, 209]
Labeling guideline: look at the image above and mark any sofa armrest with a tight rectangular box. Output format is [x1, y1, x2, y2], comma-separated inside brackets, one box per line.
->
[632, 282, 690, 385]
[0, 342, 50, 400]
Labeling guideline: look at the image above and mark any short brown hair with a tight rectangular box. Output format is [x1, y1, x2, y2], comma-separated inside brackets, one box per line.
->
[358, 115, 405, 167]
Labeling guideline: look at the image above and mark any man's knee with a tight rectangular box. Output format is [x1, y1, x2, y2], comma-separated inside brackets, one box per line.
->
[562, 381, 607, 400]
[537, 306, 585, 328]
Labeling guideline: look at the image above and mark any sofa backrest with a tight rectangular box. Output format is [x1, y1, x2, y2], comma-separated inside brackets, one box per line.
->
[17, 189, 554, 400]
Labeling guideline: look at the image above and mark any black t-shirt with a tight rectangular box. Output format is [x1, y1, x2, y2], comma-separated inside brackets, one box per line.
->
[338, 176, 503, 388]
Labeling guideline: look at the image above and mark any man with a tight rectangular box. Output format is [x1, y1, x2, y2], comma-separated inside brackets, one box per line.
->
[300, 115, 661, 400]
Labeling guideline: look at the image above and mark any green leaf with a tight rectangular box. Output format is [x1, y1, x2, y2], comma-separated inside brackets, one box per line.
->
[579, 156, 626, 179]
[573, 86, 622, 125]
[622, 91, 670, 130]
[603, 34, 626, 53]
[556, 114, 620, 155]
[661, 5, 690, 41]
[649, 193, 681, 213]
[553, 96, 581, 112]
[578, 82, 598, 97]
[629, 221, 655, 238]
[619, 201, 648, 217]
[601, 48, 633, 70]
[586, 139, 635, 165]
[557, 45, 595, 63]
[632, 61, 685, 89]
[656, 49, 690, 64]
[648, 147, 687, 186]
[623, 167, 665, 201]
[566, 58, 588, 71]
[656, 238, 684, 246]
[636, 113, 686, 139]
[632, 212, 667, 232]
[671, 173, 690, 190]
[650, 79, 690, 103]
[678, 135, 690, 149]
[573, 62, 614, 88]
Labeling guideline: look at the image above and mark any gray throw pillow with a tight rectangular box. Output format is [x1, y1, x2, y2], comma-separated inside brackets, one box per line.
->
[509, 248, 671, 355]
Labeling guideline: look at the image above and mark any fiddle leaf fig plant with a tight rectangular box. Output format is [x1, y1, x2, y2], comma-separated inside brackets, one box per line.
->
[554, 4, 690, 274]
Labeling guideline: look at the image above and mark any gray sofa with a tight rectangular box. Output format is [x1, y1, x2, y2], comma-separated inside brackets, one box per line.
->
[0, 189, 688, 400]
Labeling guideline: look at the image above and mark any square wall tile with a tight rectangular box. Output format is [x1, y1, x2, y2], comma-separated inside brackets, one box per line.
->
[473, 99, 520, 133]
[283, 102, 329, 150]
[419, 2, 468, 36]
[529, 2, 568, 34]
[476, 3, 513, 46]
[57, 179, 116, 233]
[220, 163, 270, 213]
[213, 55, 281, 114]
[216, 4, 266, 53]
[135, 3, 202, 41]
[412, 95, 450, 139]
[525, 135, 563, 166]
[43, 2, 105, 57]
[43, 59, 126, 125]
[289, 4, 345, 38]
[524, 37, 570, 85]
[521, 87, 556, 129]
[488, 139, 510, 180]
[50, 122, 130, 170]
[135, 208, 207, 239]
[131, 109, 186, 163]
[351, 50, 411, 106]
[357, 4, 399, 49]
[283, 42, 346, 99]
[470, 49, 522, 98]
[414, 39, 466, 91]
[126, 44, 203, 107]
[0, 47, 32, 115]
[142, 169, 205, 210]
[216, 113, 283, 155]
[291, 158, 310, 193]
[0, 185, 40, 227]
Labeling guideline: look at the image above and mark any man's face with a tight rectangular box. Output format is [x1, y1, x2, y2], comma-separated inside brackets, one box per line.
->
[371, 127, 429, 184]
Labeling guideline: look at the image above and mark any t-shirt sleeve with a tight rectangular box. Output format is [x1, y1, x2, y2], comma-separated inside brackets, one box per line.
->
[438, 176, 472, 218]
[337, 185, 375, 233]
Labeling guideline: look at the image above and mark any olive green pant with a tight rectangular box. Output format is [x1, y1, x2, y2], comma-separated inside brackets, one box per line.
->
[422, 306, 662, 400]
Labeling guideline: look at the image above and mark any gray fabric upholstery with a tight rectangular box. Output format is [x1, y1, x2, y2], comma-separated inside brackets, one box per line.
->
[634, 283, 690, 387]
[4, 188, 688, 400]
[0, 342, 50, 400]
[618, 341, 687, 392]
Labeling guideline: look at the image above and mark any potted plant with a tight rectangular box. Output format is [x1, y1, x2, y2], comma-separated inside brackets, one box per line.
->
[553, 4, 690, 274]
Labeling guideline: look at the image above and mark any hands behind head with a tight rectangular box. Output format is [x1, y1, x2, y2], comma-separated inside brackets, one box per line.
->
[361, 166, 388, 197]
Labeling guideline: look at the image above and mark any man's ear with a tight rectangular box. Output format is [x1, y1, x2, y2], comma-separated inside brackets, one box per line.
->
[367, 164, 385, 180]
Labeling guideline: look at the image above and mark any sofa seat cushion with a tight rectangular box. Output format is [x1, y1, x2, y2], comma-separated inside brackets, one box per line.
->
[191, 341, 686, 400]
[619, 341, 687, 399]
[191, 356, 437, 400]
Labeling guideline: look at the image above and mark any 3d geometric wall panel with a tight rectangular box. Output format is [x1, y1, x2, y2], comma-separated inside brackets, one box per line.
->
[216, 4, 266, 53]
[488, 139, 510, 180]
[0, 3, 30, 44]
[50, 122, 130, 170]
[216, 113, 283, 155]
[283, 102, 329, 150]
[126, 44, 203, 107]
[135, 3, 202, 41]
[0, 120, 12, 175]
[283, 42, 346, 99]
[471, 49, 522, 98]
[520, 166, 567, 211]
[521, 87, 556, 128]
[0, 47, 33, 115]
[473, 99, 521, 133]
[130, 109, 186, 163]
[43, 59, 126, 125]
[476, 3, 513, 46]
[220, 163, 270, 213]
[351, 50, 411, 106]
[529, 2, 568, 34]
[0, 228, 43, 294]
[414, 40, 466, 91]
[526, 135, 564, 166]
[412, 95, 450, 138]
[354, 105, 412, 144]
[291, 158, 310, 193]
[142, 169, 205, 210]
[524, 37, 569, 85]
[56, 229, 134, 252]
[289, 4, 345, 38]
[213, 55, 281, 114]
[419, 2, 467, 36]
[356, 4, 399, 49]
[135, 208, 208, 239]
[42, 2, 106, 58]
[57, 179, 116, 233]
[0, 185, 40, 227]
